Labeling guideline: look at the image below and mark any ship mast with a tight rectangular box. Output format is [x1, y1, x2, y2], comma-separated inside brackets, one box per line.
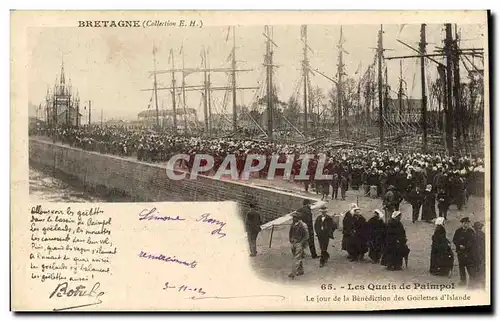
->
[377, 25, 384, 150]
[170, 49, 178, 134]
[302, 25, 309, 134]
[231, 26, 238, 133]
[152, 45, 160, 130]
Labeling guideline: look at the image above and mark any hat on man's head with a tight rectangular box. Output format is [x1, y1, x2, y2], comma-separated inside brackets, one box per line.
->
[391, 211, 402, 219]
[374, 209, 384, 219]
[291, 211, 301, 218]
[435, 217, 445, 226]
[460, 217, 471, 223]
[473, 221, 484, 230]
[303, 199, 312, 205]
[350, 203, 360, 211]
[319, 204, 328, 212]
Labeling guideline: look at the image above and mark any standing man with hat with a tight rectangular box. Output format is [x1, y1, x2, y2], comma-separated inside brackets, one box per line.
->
[314, 204, 336, 267]
[297, 199, 319, 259]
[453, 217, 478, 287]
[245, 201, 262, 257]
[473, 221, 485, 287]
[289, 211, 310, 279]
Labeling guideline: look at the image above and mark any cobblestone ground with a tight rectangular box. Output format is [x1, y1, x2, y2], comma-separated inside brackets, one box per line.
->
[241, 178, 487, 287]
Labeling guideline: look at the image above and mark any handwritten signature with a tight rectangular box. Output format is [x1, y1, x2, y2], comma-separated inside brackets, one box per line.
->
[49, 281, 105, 311]
[196, 213, 227, 238]
[137, 208, 227, 238]
[138, 208, 186, 222]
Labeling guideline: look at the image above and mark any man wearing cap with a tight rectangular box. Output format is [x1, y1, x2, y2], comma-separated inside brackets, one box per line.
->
[297, 199, 319, 259]
[314, 205, 336, 267]
[383, 211, 408, 271]
[407, 186, 424, 223]
[453, 217, 478, 286]
[289, 211, 310, 279]
[245, 202, 262, 257]
[367, 209, 386, 264]
[473, 221, 485, 287]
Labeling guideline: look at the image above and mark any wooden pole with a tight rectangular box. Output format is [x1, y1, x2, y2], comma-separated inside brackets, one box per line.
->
[303, 25, 309, 134]
[444, 24, 454, 154]
[378, 25, 384, 150]
[266, 26, 274, 141]
[337, 26, 344, 138]
[420, 24, 428, 153]
[232, 26, 238, 133]
[170, 49, 178, 134]
[153, 46, 160, 130]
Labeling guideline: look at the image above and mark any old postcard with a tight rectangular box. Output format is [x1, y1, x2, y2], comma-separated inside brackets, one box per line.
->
[11, 10, 490, 311]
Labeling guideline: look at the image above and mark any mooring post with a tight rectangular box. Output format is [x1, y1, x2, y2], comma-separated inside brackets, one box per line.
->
[268, 224, 275, 248]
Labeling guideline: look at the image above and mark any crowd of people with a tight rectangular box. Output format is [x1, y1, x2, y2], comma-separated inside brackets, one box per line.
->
[245, 201, 485, 288]
[31, 125, 485, 199]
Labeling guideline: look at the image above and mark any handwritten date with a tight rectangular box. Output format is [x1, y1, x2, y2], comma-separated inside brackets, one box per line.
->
[163, 281, 206, 295]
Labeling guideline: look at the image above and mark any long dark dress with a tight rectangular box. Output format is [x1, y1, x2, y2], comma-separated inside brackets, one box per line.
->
[366, 215, 386, 263]
[382, 218, 407, 270]
[342, 211, 354, 253]
[429, 225, 454, 276]
[422, 190, 437, 221]
[346, 214, 368, 260]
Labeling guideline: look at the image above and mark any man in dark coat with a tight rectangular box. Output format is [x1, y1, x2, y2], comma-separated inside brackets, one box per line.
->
[297, 199, 319, 259]
[453, 217, 478, 287]
[331, 173, 340, 200]
[314, 204, 336, 267]
[422, 184, 437, 222]
[367, 209, 386, 264]
[407, 186, 424, 223]
[437, 188, 451, 220]
[473, 221, 485, 287]
[342, 204, 357, 259]
[340, 174, 349, 200]
[383, 185, 398, 222]
[383, 211, 408, 271]
[245, 202, 262, 257]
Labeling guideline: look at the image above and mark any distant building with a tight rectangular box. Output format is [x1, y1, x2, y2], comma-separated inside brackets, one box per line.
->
[45, 60, 82, 127]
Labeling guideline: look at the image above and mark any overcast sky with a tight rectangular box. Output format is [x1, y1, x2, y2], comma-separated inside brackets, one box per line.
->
[28, 23, 485, 122]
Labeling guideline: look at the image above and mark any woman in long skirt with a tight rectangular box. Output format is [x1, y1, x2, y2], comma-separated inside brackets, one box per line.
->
[429, 217, 454, 276]
[422, 184, 437, 223]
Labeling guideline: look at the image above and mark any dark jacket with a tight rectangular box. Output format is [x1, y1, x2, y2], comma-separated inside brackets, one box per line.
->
[314, 214, 335, 240]
[297, 205, 314, 229]
[245, 209, 262, 234]
[453, 227, 477, 264]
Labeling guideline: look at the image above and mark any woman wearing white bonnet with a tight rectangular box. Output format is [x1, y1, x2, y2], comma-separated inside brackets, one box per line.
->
[435, 217, 445, 226]
[429, 216, 453, 276]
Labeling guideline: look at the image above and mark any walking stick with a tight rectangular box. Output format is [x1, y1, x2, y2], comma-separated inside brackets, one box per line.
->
[269, 224, 275, 248]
